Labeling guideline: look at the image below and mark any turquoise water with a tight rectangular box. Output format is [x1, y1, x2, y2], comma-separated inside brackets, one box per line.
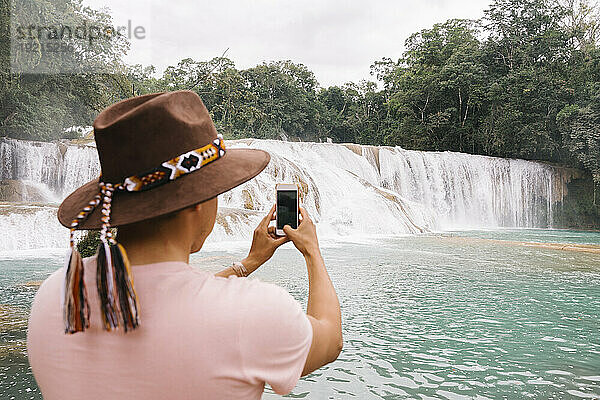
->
[1, 231, 599, 399]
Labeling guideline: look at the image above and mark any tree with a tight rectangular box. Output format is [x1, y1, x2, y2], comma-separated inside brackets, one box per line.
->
[480, 0, 575, 161]
[1, 0, 131, 140]
[379, 19, 487, 151]
[558, 47, 600, 193]
[557, 0, 600, 52]
[240, 60, 323, 140]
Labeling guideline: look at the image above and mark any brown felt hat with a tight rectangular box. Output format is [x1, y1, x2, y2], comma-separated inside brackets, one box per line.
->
[58, 90, 269, 229]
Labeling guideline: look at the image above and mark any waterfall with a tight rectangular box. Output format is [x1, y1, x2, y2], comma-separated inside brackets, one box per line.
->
[0, 204, 68, 251]
[377, 148, 557, 229]
[221, 140, 433, 237]
[0, 138, 100, 200]
[0, 137, 570, 252]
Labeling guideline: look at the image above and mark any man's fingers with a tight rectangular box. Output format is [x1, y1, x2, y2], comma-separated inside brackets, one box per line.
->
[260, 204, 276, 228]
[274, 235, 290, 246]
[267, 226, 278, 238]
[298, 207, 310, 224]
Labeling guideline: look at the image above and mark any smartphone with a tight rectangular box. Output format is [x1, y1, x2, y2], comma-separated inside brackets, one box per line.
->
[275, 183, 299, 236]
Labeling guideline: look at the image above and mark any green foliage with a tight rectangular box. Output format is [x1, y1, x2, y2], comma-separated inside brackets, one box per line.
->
[76, 229, 118, 257]
[558, 47, 600, 186]
[0, 0, 132, 140]
[382, 19, 486, 152]
[76, 230, 99, 258]
[553, 175, 600, 228]
[366, 0, 598, 175]
[128, 58, 327, 141]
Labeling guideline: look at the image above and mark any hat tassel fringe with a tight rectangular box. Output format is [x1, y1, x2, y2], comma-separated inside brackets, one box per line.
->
[63, 193, 100, 334]
[95, 182, 140, 332]
[97, 240, 140, 332]
[64, 243, 90, 334]
[63, 182, 140, 334]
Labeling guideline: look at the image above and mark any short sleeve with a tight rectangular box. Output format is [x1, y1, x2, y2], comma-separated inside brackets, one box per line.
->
[239, 281, 313, 395]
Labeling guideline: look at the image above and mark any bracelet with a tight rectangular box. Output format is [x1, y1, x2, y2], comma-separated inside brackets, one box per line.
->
[231, 261, 248, 277]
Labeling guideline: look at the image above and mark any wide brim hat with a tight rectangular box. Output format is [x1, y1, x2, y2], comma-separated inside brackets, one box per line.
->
[58, 90, 269, 229]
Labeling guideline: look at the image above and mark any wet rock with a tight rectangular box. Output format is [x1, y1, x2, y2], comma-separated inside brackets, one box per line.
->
[241, 189, 254, 210]
[16, 281, 43, 289]
[215, 207, 260, 235]
[57, 141, 68, 158]
[0, 180, 49, 203]
[0, 304, 28, 332]
[0, 202, 58, 216]
[342, 143, 381, 172]
[346, 171, 428, 233]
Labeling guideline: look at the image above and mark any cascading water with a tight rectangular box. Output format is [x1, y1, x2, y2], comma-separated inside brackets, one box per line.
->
[221, 140, 434, 238]
[377, 148, 558, 229]
[0, 137, 571, 251]
[0, 138, 100, 200]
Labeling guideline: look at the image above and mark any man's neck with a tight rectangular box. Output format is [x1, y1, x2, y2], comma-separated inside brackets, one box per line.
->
[118, 235, 191, 266]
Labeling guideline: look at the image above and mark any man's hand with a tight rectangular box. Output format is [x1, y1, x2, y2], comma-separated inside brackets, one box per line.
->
[282, 207, 320, 257]
[242, 204, 289, 273]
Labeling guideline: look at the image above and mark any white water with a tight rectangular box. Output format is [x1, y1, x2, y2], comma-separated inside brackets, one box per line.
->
[0, 137, 569, 251]
[0, 204, 67, 251]
[0, 138, 100, 199]
[378, 148, 558, 228]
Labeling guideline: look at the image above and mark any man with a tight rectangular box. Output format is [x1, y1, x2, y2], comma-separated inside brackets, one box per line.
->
[27, 90, 342, 399]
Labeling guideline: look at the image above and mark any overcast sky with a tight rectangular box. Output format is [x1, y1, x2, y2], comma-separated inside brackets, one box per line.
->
[83, 0, 491, 87]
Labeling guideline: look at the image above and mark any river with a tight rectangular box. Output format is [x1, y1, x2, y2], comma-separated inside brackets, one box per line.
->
[1, 231, 599, 399]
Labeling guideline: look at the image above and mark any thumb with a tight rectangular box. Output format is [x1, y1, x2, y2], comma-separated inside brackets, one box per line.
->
[282, 225, 296, 238]
[273, 235, 290, 246]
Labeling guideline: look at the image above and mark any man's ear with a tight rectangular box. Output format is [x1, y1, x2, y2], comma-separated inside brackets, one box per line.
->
[188, 198, 217, 216]
[189, 202, 204, 218]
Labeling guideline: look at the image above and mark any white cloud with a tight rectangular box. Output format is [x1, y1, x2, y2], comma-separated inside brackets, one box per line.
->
[83, 0, 491, 87]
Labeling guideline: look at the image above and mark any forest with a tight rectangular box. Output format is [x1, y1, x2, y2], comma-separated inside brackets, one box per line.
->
[1, 0, 599, 188]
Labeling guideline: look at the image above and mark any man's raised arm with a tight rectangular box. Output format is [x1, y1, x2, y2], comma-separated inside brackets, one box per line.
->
[283, 207, 343, 375]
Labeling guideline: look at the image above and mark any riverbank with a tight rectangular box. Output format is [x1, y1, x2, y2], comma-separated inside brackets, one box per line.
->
[440, 235, 600, 255]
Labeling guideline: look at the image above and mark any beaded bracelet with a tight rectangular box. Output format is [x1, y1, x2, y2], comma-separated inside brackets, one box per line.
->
[231, 261, 249, 277]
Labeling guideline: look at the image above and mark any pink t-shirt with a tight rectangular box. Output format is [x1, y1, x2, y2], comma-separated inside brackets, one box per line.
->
[27, 256, 313, 399]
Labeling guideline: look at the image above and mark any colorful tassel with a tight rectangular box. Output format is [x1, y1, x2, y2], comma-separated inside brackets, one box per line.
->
[63, 246, 90, 333]
[95, 182, 141, 332]
[63, 182, 141, 334]
[112, 243, 140, 331]
[63, 194, 100, 334]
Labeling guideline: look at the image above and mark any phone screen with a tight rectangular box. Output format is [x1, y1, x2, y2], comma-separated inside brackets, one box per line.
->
[277, 190, 298, 230]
